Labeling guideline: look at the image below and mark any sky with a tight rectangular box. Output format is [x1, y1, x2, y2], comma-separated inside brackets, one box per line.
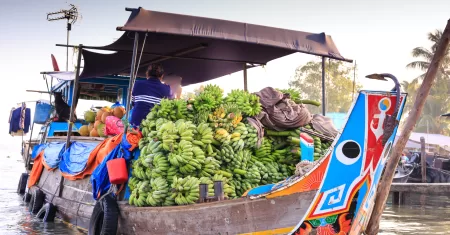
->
[0, 0, 449, 156]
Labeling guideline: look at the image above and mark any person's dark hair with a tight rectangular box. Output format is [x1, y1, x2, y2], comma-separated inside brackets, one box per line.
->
[146, 63, 164, 78]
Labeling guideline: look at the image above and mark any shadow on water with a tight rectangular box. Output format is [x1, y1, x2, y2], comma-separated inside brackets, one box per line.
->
[2, 155, 449, 234]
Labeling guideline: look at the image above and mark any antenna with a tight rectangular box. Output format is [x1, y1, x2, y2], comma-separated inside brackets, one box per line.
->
[46, 4, 80, 71]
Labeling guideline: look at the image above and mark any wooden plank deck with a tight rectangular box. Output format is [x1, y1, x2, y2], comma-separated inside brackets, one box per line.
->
[390, 183, 450, 193]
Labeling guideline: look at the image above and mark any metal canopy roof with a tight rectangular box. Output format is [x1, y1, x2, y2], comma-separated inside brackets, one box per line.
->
[56, 7, 352, 86]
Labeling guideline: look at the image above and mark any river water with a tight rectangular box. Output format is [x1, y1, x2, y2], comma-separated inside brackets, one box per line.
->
[1, 154, 449, 234]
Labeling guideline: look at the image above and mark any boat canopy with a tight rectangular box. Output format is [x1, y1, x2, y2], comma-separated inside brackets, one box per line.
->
[60, 7, 351, 86]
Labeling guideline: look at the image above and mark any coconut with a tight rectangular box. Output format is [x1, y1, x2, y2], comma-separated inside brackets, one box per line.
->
[84, 111, 96, 123]
[101, 112, 112, 123]
[96, 109, 105, 121]
[97, 123, 106, 137]
[88, 123, 94, 132]
[90, 128, 99, 137]
[94, 120, 102, 129]
[113, 106, 126, 119]
[79, 125, 90, 136]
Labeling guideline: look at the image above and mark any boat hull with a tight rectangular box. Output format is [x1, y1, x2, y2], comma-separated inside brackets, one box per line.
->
[33, 166, 316, 233]
[33, 167, 95, 230]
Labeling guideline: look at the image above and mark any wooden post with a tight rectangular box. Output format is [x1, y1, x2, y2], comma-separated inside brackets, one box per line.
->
[321, 57, 326, 116]
[421, 137, 427, 183]
[366, 19, 450, 234]
[214, 181, 224, 201]
[243, 63, 248, 92]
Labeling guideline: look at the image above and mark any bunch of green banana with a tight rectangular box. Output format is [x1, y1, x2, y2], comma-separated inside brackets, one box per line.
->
[192, 146, 206, 164]
[129, 180, 151, 207]
[141, 141, 163, 168]
[216, 144, 235, 163]
[230, 132, 245, 152]
[127, 177, 139, 192]
[150, 151, 169, 179]
[320, 140, 332, 155]
[313, 136, 322, 160]
[199, 157, 221, 178]
[193, 84, 223, 112]
[170, 176, 200, 205]
[132, 159, 147, 180]
[158, 121, 179, 151]
[192, 123, 214, 148]
[175, 140, 202, 175]
[145, 177, 169, 206]
[254, 138, 273, 163]
[230, 149, 251, 170]
[148, 99, 188, 121]
[224, 89, 261, 117]
[244, 123, 258, 148]
[195, 110, 210, 124]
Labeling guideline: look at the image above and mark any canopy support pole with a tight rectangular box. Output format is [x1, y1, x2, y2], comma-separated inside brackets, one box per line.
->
[321, 57, 326, 116]
[124, 32, 140, 133]
[243, 63, 248, 91]
[59, 44, 82, 197]
[65, 44, 83, 149]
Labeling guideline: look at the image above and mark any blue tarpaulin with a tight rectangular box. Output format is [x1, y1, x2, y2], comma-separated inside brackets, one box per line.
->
[31, 144, 46, 160]
[43, 142, 66, 168]
[59, 142, 98, 175]
[91, 134, 134, 200]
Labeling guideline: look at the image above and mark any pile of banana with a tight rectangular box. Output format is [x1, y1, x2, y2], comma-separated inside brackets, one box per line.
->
[128, 86, 331, 208]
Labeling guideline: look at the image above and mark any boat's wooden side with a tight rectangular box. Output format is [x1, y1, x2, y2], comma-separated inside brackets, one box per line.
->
[33, 167, 95, 229]
[117, 191, 316, 235]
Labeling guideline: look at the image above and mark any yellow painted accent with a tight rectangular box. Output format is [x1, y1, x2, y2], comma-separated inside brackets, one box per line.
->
[238, 227, 295, 235]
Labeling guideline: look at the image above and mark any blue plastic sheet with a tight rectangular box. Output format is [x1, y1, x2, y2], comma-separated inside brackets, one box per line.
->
[91, 134, 134, 200]
[31, 144, 46, 160]
[43, 142, 66, 168]
[59, 142, 98, 175]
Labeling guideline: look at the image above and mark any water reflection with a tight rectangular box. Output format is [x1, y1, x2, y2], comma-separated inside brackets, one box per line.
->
[2, 155, 449, 234]
[380, 193, 450, 235]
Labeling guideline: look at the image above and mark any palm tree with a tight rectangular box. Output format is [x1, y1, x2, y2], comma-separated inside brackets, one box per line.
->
[407, 30, 450, 81]
[405, 30, 450, 134]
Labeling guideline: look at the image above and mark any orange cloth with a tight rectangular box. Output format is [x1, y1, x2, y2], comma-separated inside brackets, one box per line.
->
[28, 151, 44, 188]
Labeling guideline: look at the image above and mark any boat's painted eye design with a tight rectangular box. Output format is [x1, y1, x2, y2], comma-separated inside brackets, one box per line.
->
[335, 140, 361, 165]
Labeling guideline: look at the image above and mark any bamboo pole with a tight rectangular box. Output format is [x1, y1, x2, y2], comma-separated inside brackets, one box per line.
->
[420, 137, 427, 183]
[366, 19, 450, 234]
[243, 63, 248, 92]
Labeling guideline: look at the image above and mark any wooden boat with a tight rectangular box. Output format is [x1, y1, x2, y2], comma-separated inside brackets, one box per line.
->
[16, 7, 408, 235]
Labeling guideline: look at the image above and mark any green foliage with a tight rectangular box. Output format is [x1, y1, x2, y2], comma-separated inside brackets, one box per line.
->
[288, 59, 361, 114]
[404, 29, 450, 135]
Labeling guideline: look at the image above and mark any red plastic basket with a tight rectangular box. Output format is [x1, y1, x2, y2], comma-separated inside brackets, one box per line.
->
[107, 158, 128, 184]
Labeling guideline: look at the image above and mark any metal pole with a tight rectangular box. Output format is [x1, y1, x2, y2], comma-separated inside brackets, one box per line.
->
[321, 57, 326, 116]
[124, 32, 140, 132]
[66, 20, 70, 71]
[65, 44, 83, 149]
[59, 44, 82, 197]
[243, 63, 248, 91]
